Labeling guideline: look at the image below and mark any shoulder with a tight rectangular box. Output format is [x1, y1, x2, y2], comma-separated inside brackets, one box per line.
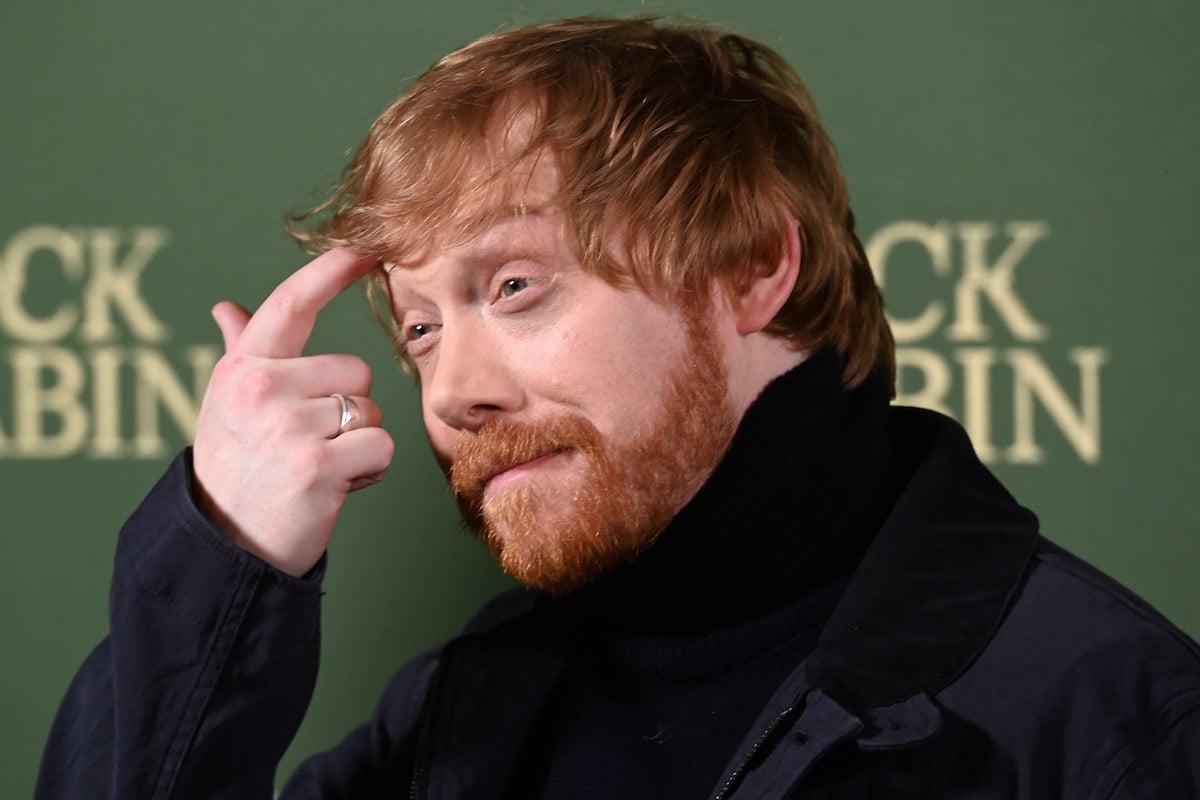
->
[939, 537, 1200, 794]
[1029, 540, 1200, 660]
[988, 538, 1200, 691]
[947, 536, 1200, 710]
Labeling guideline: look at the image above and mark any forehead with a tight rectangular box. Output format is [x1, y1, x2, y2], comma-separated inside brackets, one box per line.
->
[454, 148, 562, 242]
[400, 103, 566, 263]
[382, 155, 569, 292]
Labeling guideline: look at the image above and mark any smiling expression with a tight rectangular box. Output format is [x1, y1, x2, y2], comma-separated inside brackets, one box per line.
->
[384, 160, 739, 593]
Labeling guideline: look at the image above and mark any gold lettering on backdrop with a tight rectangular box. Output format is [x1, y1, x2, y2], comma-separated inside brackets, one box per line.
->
[11, 345, 88, 458]
[867, 221, 1108, 465]
[947, 222, 1049, 342]
[80, 227, 171, 343]
[1007, 348, 1106, 465]
[0, 226, 219, 459]
[864, 220, 954, 342]
[132, 347, 215, 458]
[0, 226, 87, 342]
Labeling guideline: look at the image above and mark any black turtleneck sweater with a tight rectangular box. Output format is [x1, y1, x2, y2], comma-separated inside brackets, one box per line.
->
[506, 351, 896, 799]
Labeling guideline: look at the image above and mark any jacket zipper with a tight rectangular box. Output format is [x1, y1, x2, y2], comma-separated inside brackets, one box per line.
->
[408, 650, 450, 800]
[711, 703, 798, 800]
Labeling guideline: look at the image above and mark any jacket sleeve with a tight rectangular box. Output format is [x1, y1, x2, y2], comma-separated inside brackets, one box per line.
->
[36, 449, 325, 800]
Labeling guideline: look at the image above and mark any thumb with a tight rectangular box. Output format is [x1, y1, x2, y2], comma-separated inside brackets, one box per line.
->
[211, 301, 252, 351]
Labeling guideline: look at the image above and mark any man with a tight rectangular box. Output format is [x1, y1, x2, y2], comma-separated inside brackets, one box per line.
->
[38, 16, 1200, 799]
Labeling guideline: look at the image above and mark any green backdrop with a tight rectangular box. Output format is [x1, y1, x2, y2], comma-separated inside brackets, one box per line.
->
[4, 1, 1198, 795]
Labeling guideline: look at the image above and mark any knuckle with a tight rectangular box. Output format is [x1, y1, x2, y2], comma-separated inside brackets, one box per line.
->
[237, 369, 282, 405]
[375, 428, 396, 454]
[270, 285, 302, 321]
[211, 353, 247, 383]
[260, 405, 300, 441]
[365, 428, 396, 463]
[291, 442, 327, 487]
[343, 356, 373, 391]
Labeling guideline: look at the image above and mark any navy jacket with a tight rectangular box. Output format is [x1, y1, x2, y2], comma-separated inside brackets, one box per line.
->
[37, 409, 1200, 798]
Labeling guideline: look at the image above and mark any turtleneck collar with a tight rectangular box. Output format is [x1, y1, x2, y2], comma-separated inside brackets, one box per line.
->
[566, 349, 895, 634]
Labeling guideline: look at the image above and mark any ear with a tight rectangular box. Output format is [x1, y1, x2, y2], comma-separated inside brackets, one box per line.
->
[735, 217, 801, 335]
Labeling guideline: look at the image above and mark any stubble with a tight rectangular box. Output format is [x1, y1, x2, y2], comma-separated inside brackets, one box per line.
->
[450, 317, 736, 595]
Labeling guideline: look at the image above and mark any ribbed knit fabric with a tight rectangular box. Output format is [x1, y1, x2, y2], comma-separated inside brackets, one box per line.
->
[506, 350, 895, 799]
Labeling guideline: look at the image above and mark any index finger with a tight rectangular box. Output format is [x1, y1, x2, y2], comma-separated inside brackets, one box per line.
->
[235, 248, 378, 358]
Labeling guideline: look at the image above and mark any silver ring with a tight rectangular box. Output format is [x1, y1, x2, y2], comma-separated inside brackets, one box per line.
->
[331, 393, 354, 436]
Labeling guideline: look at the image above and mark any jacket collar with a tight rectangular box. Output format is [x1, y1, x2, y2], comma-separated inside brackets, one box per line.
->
[807, 406, 1041, 709]
[711, 408, 1040, 797]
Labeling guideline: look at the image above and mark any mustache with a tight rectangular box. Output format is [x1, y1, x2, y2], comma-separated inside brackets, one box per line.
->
[449, 414, 602, 503]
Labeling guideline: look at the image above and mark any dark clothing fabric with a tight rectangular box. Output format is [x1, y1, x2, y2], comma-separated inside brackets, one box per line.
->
[505, 351, 893, 799]
[37, 357, 1200, 799]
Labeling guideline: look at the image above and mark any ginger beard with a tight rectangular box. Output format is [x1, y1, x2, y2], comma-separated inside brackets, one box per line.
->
[450, 316, 737, 595]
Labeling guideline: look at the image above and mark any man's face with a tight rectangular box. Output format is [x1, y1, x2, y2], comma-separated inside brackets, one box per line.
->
[385, 162, 738, 594]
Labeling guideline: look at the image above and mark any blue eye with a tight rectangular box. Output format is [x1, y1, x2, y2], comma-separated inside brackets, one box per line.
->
[501, 278, 530, 297]
[406, 323, 430, 341]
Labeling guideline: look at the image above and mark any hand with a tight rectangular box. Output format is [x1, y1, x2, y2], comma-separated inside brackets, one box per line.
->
[192, 248, 395, 577]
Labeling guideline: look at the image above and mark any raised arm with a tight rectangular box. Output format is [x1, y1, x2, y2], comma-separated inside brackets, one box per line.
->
[193, 247, 394, 575]
[38, 250, 396, 799]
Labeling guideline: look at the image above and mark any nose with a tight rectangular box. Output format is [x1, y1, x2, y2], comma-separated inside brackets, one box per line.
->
[423, 318, 523, 434]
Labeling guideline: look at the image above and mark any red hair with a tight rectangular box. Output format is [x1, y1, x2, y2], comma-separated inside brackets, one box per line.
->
[293, 16, 894, 387]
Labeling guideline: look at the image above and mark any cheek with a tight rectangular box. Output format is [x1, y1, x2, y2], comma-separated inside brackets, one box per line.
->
[553, 316, 691, 428]
[506, 325, 595, 401]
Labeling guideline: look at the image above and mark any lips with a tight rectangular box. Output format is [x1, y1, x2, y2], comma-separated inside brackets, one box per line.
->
[450, 415, 601, 506]
[481, 450, 565, 493]
[452, 443, 564, 503]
